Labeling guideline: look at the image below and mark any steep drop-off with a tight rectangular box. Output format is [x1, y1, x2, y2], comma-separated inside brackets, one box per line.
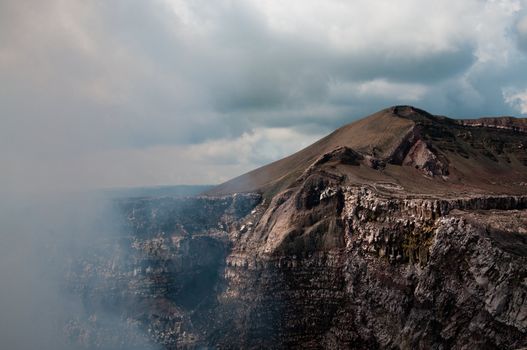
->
[68, 106, 527, 349]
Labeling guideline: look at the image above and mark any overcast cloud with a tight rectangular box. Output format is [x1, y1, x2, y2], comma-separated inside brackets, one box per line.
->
[1, 0, 527, 190]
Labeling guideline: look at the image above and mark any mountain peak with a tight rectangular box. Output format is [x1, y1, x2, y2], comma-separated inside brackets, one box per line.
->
[390, 105, 434, 118]
[206, 107, 527, 197]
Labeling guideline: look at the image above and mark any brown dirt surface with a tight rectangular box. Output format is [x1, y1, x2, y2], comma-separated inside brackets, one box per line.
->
[206, 106, 527, 198]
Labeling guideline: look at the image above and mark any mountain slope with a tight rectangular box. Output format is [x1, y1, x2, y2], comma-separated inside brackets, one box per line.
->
[206, 106, 527, 197]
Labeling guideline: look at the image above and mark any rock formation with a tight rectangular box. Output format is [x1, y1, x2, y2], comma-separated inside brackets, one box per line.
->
[66, 106, 527, 349]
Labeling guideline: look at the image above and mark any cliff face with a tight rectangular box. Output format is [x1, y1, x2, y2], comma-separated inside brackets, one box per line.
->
[66, 106, 527, 349]
[218, 173, 527, 349]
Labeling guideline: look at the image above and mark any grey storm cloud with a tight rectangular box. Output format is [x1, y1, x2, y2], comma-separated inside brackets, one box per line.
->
[1, 0, 527, 189]
[517, 14, 527, 52]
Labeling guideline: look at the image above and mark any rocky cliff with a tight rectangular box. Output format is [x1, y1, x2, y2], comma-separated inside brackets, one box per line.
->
[66, 106, 527, 349]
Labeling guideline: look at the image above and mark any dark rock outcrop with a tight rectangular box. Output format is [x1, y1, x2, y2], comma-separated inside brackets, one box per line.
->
[402, 140, 449, 176]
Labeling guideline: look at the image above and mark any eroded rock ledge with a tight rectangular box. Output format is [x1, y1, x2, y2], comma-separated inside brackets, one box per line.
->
[219, 180, 527, 349]
[458, 117, 527, 133]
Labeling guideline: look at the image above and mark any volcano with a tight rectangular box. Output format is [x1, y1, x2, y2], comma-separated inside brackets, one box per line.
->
[69, 106, 527, 349]
[208, 105, 527, 198]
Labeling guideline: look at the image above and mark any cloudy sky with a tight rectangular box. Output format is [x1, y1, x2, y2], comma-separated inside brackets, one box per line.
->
[2, 0, 527, 191]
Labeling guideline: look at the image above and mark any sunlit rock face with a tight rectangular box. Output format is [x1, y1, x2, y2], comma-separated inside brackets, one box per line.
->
[66, 106, 527, 349]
